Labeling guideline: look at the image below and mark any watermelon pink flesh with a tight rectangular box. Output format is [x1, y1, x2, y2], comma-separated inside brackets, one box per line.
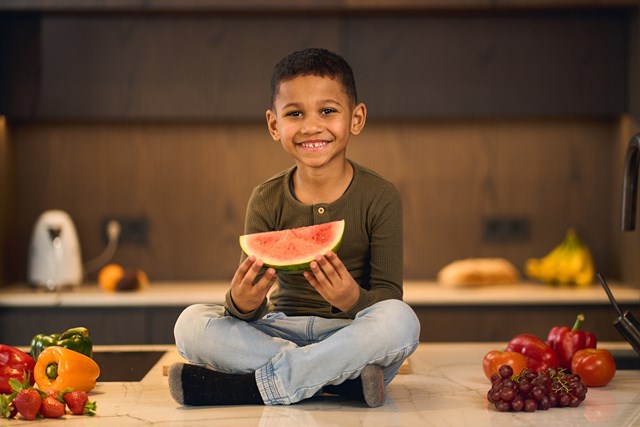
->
[239, 220, 345, 271]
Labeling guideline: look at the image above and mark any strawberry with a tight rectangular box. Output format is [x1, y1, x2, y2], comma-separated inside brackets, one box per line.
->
[9, 372, 46, 421]
[40, 395, 65, 418]
[13, 388, 41, 420]
[63, 391, 96, 416]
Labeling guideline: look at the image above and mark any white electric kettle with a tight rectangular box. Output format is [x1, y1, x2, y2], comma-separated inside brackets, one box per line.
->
[27, 210, 83, 290]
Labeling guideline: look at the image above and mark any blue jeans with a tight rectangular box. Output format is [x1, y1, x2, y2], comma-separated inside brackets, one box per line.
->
[174, 299, 420, 405]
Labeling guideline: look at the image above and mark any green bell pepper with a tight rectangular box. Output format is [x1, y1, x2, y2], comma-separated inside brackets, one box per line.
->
[30, 327, 93, 361]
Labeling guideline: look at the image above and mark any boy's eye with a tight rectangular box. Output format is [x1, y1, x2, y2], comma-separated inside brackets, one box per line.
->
[285, 111, 301, 117]
[321, 108, 336, 115]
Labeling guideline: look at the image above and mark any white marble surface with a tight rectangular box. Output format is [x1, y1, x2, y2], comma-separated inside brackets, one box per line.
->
[1, 280, 638, 307]
[19, 342, 640, 426]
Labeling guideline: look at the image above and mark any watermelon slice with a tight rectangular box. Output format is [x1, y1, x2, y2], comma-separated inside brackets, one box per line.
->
[239, 220, 345, 272]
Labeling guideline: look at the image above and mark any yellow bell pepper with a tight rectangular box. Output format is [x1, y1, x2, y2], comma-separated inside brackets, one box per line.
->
[34, 346, 100, 393]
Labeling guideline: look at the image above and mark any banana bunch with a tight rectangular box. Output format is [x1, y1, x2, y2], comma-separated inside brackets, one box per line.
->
[525, 228, 595, 286]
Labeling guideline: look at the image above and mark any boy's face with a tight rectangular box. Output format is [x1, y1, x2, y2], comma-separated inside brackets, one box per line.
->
[266, 74, 366, 171]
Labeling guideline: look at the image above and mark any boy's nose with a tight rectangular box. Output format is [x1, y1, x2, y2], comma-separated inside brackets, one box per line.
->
[301, 115, 322, 133]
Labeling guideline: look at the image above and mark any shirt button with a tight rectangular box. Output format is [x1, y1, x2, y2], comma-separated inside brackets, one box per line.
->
[318, 207, 325, 214]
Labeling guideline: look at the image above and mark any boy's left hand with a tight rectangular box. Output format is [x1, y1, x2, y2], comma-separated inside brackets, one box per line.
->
[304, 251, 360, 312]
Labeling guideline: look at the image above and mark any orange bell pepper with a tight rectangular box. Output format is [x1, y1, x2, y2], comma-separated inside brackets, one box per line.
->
[33, 346, 100, 393]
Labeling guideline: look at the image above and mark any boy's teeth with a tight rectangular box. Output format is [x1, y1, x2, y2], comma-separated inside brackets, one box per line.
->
[301, 142, 326, 148]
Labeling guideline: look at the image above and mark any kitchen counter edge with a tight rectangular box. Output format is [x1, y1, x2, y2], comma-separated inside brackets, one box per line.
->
[0, 280, 638, 307]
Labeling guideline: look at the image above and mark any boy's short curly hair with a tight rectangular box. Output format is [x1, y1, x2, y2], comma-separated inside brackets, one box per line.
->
[270, 48, 358, 107]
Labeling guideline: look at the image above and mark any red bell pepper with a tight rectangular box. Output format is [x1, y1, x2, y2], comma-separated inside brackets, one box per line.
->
[0, 344, 35, 393]
[505, 333, 560, 372]
[546, 313, 597, 370]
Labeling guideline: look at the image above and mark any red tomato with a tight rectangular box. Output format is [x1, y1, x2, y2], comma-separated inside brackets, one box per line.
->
[571, 348, 616, 387]
[482, 350, 527, 380]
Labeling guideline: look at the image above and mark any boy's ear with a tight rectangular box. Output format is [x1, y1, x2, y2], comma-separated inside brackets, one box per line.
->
[266, 109, 280, 141]
[350, 103, 367, 135]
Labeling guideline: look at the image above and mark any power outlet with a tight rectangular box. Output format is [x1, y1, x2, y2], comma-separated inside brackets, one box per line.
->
[101, 216, 149, 245]
[483, 216, 530, 242]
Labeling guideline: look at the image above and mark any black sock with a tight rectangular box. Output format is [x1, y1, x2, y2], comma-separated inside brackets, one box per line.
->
[324, 377, 365, 401]
[168, 363, 264, 406]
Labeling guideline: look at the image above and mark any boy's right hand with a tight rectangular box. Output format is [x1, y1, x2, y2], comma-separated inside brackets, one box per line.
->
[230, 256, 277, 314]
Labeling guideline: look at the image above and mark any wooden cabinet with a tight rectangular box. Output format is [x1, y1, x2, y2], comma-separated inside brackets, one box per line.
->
[0, 306, 182, 346]
[1, 303, 634, 346]
[412, 304, 632, 343]
[0, 8, 629, 120]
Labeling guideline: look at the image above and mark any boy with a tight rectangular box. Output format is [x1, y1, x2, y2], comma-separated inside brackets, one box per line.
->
[169, 48, 420, 407]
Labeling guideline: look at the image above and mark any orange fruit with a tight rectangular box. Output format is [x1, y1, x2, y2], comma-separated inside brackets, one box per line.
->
[98, 263, 148, 292]
[98, 263, 124, 292]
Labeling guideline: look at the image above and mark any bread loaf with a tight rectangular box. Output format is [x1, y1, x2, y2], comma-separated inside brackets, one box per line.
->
[437, 258, 520, 287]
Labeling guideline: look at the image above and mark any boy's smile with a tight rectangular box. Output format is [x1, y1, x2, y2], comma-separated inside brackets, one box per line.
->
[298, 141, 328, 150]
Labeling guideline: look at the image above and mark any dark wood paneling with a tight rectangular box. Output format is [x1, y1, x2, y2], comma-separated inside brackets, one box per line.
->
[630, 9, 640, 122]
[4, 119, 617, 283]
[34, 15, 339, 120]
[0, 14, 40, 119]
[347, 11, 627, 118]
[0, 0, 637, 12]
[0, 10, 628, 120]
[0, 119, 7, 286]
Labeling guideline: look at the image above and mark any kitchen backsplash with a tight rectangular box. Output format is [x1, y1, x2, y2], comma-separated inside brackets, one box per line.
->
[2, 116, 638, 286]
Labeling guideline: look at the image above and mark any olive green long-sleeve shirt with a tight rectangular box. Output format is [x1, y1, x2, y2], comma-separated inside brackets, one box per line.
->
[225, 160, 403, 321]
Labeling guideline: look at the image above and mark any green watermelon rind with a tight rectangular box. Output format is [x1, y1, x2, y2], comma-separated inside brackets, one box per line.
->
[239, 220, 345, 272]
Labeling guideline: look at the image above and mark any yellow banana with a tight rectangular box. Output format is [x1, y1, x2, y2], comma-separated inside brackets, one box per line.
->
[555, 230, 583, 284]
[572, 238, 595, 286]
[526, 235, 567, 281]
[525, 228, 595, 286]
[541, 232, 573, 283]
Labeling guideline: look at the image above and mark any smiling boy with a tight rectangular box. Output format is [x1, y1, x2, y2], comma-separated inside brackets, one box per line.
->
[169, 48, 420, 407]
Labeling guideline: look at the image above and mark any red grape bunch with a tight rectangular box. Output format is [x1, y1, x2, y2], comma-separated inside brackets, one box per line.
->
[486, 364, 588, 412]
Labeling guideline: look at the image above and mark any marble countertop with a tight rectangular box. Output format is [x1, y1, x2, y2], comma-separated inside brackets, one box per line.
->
[1, 280, 638, 307]
[23, 341, 640, 426]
